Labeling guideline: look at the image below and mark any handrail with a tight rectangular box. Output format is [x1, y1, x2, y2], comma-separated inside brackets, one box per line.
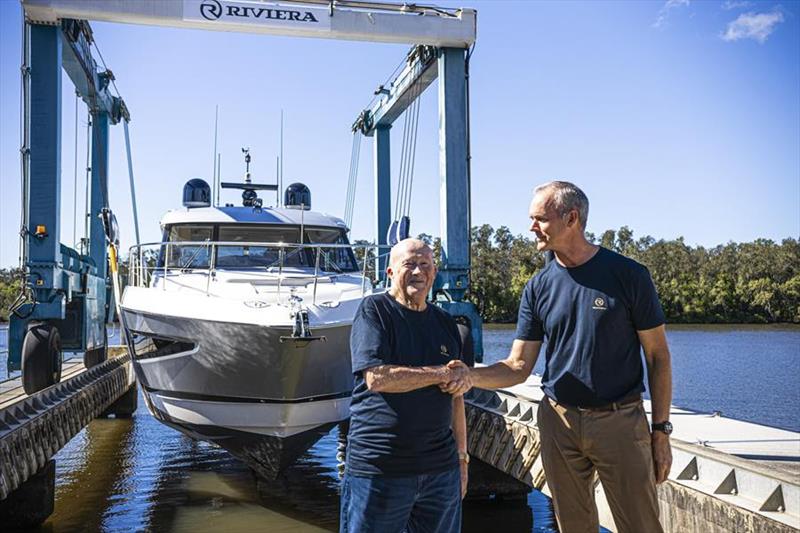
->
[129, 240, 393, 251]
[125, 241, 392, 301]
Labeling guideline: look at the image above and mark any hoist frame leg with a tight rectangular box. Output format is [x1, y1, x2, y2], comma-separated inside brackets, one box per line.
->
[374, 124, 392, 282]
[86, 111, 110, 353]
[8, 24, 65, 373]
[437, 47, 470, 301]
[435, 47, 484, 363]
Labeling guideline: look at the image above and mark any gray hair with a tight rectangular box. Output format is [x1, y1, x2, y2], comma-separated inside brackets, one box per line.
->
[534, 181, 589, 229]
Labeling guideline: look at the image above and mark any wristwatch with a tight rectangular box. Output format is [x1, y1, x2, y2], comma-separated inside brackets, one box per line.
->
[458, 452, 470, 464]
[651, 421, 673, 435]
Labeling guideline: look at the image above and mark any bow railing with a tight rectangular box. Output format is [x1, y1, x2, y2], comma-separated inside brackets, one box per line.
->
[125, 241, 392, 301]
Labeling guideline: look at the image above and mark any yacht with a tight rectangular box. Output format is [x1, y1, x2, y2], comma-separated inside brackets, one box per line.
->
[120, 166, 374, 478]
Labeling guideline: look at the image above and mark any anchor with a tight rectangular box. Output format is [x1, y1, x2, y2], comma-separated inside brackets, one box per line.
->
[279, 295, 326, 345]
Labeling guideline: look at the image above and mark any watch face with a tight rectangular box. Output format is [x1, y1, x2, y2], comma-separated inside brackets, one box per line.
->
[653, 421, 673, 435]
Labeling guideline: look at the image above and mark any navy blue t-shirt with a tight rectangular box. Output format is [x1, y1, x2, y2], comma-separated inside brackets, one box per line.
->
[347, 292, 462, 477]
[516, 247, 665, 407]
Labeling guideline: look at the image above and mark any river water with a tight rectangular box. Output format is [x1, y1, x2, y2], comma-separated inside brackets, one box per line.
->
[1, 324, 798, 532]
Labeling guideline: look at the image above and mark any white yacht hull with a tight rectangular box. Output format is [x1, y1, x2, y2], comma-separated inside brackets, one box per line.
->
[120, 280, 361, 478]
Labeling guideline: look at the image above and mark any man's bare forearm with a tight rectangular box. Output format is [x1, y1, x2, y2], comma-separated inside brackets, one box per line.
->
[452, 395, 467, 453]
[471, 359, 530, 389]
[467, 339, 541, 391]
[365, 364, 448, 393]
[647, 348, 673, 424]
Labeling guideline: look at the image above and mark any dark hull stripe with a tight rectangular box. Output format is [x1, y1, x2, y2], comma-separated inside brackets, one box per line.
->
[143, 385, 352, 404]
[121, 306, 350, 331]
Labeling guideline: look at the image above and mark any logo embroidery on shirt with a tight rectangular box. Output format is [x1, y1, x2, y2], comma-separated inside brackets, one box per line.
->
[592, 297, 607, 310]
[440, 344, 449, 356]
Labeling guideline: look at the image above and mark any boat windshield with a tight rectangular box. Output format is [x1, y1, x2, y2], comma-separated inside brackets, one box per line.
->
[217, 226, 303, 268]
[161, 224, 358, 273]
[164, 225, 213, 269]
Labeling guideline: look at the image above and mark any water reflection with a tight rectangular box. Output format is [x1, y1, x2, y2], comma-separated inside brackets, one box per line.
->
[41, 416, 137, 532]
[143, 431, 342, 532]
[32, 390, 557, 532]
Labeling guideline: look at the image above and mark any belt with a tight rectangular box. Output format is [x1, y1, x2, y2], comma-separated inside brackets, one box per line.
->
[550, 394, 642, 412]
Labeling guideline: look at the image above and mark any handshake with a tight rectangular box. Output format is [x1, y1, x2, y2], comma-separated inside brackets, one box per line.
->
[438, 360, 473, 396]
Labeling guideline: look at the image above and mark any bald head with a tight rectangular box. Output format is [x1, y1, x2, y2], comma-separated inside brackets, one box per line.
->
[387, 238, 436, 310]
[389, 238, 433, 267]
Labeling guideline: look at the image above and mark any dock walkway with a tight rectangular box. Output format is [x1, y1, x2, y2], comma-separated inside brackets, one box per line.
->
[0, 347, 135, 500]
[466, 374, 800, 532]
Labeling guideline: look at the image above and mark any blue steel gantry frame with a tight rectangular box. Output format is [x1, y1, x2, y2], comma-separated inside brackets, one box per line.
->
[8, 19, 128, 372]
[15, 0, 478, 362]
[355, 45, 483, 362]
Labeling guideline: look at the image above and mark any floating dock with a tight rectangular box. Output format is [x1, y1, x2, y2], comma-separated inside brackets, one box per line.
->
[465, 374, 800, 532]
[0, 347, 136, 526]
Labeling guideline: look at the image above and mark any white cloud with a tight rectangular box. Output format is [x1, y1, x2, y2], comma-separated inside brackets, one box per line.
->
[654, 0, 691, 29]
[722, 0, 753, 10]
[722, 9, 784, 43]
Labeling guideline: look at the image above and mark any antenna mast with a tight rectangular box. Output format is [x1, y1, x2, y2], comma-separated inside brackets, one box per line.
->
[212, 105, 219, 206]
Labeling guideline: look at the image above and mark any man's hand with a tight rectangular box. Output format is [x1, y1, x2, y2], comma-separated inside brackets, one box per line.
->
[652, 432, 672, 484]
[439, 360, 472, 396]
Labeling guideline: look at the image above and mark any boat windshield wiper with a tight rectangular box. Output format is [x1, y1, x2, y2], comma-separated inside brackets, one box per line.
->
[263, 246, 305, 271]
[319, 249, 345, 274]
[179, 240, 210, 271]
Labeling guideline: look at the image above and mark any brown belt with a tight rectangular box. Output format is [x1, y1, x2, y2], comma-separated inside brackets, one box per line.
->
[550, 395, 642, 412]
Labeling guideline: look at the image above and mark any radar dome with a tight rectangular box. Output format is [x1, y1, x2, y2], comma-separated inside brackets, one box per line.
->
[284, 183, 311, 210]
[183, 178, 211, 208]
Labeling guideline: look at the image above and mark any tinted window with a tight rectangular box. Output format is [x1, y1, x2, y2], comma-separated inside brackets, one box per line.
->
[217, 226, 305, 268]
[158, 224, 358, 273]
[163, 225, 213, 269]
[305, 228, 359, 273]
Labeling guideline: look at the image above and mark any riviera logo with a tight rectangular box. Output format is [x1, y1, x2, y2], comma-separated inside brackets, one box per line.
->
[198, 0, 320, 23]
[244, 300, 270, 309]
[200, 0, 222, 20]
[592, 297, 607, 310]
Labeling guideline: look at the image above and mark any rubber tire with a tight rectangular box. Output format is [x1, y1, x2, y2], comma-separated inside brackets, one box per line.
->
[457, 322, 475, 367]
[21, 323, 62, 395]
[84, 327, 108, 368]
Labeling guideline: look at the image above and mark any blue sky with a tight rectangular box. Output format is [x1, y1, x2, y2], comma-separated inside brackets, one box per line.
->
[1, 0, 798, 268]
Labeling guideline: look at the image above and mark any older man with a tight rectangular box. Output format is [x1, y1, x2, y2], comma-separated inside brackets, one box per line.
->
[340, 238, 470, 533]
[447, 181, 673, 533]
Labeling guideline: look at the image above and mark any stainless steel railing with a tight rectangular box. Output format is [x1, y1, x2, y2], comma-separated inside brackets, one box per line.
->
[125, 241, 392, 302]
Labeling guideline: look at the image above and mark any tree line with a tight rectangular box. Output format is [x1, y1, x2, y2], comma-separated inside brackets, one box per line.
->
[457, 225, 799, 324]
[2, 226, 798, 323]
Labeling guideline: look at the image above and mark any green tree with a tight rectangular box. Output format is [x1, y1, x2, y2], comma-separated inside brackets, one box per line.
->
[0, 268, 23, 322]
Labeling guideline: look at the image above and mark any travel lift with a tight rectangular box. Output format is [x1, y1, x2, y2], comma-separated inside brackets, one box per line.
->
[8, 17, 131, 395]
[11, 0, 479, 396]
[351, 42, 483, 363]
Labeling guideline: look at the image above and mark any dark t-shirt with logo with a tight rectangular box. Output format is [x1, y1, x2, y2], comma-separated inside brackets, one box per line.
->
[347, 292, 462, 477]
[516, 247, 665, 407]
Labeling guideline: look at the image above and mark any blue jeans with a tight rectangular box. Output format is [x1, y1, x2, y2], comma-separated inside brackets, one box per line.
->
[339, 467, 462, 533]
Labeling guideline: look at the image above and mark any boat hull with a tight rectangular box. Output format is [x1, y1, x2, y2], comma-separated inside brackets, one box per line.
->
[121, 307, 353, 478]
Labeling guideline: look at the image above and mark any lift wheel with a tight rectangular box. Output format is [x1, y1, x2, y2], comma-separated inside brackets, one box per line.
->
[21, 323, 62, 395]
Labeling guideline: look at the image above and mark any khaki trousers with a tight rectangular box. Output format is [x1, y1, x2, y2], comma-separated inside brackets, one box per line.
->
[537, 396, 663, 533]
